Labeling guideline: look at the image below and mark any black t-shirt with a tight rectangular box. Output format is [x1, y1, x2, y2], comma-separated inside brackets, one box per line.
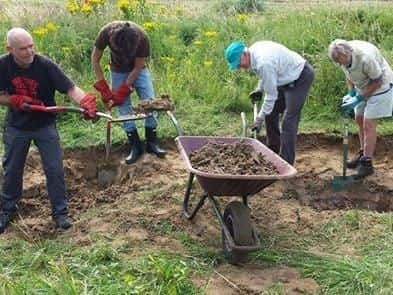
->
[0, 54, 74, 130]
[94, 21, 150, 72]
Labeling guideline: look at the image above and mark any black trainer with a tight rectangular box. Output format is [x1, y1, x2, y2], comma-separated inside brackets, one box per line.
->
[0, 211, 12, 234]
[356, 156, 374, 178]
[346, 150, 363, 169]
[54, 215, 72, 230]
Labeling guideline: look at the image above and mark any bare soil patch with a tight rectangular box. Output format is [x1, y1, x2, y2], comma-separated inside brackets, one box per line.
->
[1, 133, 392, 294]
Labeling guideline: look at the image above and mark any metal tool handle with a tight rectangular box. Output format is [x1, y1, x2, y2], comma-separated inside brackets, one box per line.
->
[22, 103, 84, 113]
[342, 114, 349, 177]
[104, 105, 112, 161]
[166, 110, 183, 136]
[21, 103, 112, 120]
[240, 112, 247, 138]
[253, 102, 258, 139]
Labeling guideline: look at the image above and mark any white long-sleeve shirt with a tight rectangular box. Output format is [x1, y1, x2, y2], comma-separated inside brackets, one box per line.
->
[249, 41, 305, 115]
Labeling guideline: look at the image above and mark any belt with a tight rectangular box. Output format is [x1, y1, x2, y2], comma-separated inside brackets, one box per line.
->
[282, 62, 310, 89]
[372, 83, 393, 97]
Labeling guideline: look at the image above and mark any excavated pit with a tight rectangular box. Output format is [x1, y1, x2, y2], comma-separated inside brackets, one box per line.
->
[2, 134, 392, 237]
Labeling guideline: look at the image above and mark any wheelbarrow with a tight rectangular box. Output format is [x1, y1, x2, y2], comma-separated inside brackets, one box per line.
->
[167, 113, 297, 264]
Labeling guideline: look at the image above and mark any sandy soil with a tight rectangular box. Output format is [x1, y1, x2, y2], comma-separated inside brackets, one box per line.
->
[1, 133, 392, 294]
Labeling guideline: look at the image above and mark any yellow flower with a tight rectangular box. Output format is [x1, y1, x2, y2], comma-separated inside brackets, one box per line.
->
[33, 27, 49, 37]
[143, 21, 158, 31]
[62, 47, 71, 53]
[204, 31, 217, 38]
[237, 13, 248, 23]
[117, 0, 130, 10]
[175, 7, 183, 15]
[46, 22, 58, 32]
[162, 56, 175, 63]
[193, 40, 203, 46]
[81, 3, 93, 14]
[204, 60, 213, 67]
[66, 2, 79, 13]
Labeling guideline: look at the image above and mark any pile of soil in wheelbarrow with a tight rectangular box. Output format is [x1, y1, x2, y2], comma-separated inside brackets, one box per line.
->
[189, 140, 279, 175]
[133, 94, 174, 113]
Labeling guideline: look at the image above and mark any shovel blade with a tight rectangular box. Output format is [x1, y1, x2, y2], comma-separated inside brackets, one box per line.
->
[332, 175, 355, 191]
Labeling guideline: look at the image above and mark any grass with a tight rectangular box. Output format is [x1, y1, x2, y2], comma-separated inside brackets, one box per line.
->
[1, 1, 393, 294]
[0, 239, 204, 294]
[253, 210, 393, 294]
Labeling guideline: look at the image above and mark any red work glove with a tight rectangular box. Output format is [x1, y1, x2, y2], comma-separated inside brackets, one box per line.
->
[112, 82, 132, 106]
[80, 93, 98, 120]
[93, 79, 113, 103]
[9, 95, 43, 111]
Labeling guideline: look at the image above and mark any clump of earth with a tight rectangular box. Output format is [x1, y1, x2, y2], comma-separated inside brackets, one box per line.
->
[133, 95, 174, 113]
[189, 140, 279, 175]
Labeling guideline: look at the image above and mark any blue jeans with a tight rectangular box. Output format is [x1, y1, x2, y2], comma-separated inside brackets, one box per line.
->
[111, 68, 157, 133]
[0, 124, 68, 218]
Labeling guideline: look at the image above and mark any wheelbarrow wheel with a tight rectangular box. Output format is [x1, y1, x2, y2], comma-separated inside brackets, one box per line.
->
[222, 201, 253, 264]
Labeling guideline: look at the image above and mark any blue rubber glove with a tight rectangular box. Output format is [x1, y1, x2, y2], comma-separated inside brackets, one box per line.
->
[348, 88, 357, 97]
[341, 94, 364, 113]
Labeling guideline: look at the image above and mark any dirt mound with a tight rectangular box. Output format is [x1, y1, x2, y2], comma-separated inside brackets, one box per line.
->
[189, 140, 278, 175]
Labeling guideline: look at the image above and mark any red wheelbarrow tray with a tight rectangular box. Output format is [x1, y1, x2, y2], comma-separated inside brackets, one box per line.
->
[175, 136, 297, 197]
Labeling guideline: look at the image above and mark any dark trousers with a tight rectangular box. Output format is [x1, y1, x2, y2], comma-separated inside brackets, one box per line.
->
[0, 124, 68, 218]
[265, 62, 314, 165]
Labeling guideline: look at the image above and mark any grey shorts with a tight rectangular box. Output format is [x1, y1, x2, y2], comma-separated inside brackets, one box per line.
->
[355, 87, 393, 119]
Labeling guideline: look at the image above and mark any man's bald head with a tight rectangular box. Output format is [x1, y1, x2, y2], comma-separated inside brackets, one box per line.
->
[6, 27, 35, 68]
[7, 27, 33, 47]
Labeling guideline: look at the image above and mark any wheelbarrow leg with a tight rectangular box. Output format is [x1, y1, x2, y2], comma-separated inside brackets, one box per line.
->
[242, 196, 249, 207]
[183, 173, 208, 220]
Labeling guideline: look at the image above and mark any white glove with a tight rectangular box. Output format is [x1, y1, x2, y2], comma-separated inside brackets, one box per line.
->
[341, 94, 363, 112]
[342, 94, 352, 104]
[252, 114, 265, 132]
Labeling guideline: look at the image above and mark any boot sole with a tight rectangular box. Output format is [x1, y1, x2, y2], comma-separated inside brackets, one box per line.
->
[146, 150, 166, 158]
[346, 164, 359, 170]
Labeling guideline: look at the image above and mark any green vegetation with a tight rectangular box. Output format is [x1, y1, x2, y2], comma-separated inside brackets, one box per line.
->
[1, 0, 393, 150]
[254, 210, 393, 294]
[1, 1, 393, 294]
[0, 239, 203, 294]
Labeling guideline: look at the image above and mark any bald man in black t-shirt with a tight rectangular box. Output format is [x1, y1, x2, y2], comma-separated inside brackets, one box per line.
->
[0, 27, 98, 233]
